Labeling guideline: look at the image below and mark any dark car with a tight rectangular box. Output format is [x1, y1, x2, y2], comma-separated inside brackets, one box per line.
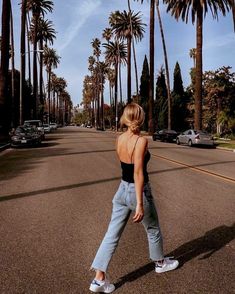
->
[10, 126, 41, 147]
[152, 129, 178, 142]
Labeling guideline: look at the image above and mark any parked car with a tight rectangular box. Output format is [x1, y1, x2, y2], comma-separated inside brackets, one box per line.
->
[152, 129, 178, 142]
[43, 124, 51, 133]
[176, 129, 214, 147]
[10, 126, 41, 147]
[23, 120, 45, 139]
[49, 122, 57, 130]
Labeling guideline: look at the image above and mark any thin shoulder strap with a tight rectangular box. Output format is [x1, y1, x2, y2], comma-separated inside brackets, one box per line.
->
[130, 136, 140, 163]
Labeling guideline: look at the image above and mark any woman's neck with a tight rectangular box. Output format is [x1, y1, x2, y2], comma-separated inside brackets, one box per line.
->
[126, 128, 140, 136]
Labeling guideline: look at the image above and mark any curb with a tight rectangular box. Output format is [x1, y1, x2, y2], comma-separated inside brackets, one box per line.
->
[216, 146, 235, 152]
[0, 143, 10, 152]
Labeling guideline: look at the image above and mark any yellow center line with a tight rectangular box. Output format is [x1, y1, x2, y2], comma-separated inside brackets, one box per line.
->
[151, 153, 235, 184]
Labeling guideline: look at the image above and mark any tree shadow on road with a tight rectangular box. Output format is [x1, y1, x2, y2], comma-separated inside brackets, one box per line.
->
[115, 223, 235, 290]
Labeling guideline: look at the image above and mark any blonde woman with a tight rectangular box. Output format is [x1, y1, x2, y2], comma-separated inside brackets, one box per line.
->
[89, 103, 179, 293]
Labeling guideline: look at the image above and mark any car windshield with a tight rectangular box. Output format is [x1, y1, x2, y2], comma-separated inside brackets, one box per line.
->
[24, 121, 42, 127]
[15, 127, 34, 134]
[195, 130, 209, 135]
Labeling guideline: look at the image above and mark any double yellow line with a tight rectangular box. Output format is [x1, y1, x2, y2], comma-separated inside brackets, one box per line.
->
[151, 153, 235, 185]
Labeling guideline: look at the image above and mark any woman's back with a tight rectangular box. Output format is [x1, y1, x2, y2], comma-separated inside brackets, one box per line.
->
[117, 133, 141, 164]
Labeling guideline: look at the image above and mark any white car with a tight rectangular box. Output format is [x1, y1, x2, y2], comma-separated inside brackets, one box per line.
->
[176, 130, 214, 147]
[43, 124, 51, 133]
[49, 122, 57, 130]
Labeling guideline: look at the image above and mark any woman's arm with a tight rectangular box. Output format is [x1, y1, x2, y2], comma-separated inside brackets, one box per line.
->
[133, 137, 148, 223]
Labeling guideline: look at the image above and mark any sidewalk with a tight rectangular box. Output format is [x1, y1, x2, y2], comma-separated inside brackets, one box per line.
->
[0, 134, 10, 152]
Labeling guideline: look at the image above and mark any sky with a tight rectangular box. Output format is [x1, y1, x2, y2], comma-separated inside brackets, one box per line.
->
[8, 0, 235, 107]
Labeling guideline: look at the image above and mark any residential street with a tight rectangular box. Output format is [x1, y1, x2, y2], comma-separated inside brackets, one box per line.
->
[0, 127, 234, 294]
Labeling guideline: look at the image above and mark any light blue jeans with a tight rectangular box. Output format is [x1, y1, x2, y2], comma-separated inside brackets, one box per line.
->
[91, 180, 164, 272]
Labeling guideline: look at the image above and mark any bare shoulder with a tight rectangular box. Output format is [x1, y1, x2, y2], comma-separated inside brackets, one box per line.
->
[136, 136, 148, 150]
[138, 136, 148, 145]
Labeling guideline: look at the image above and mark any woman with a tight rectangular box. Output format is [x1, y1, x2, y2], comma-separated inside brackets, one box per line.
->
[89, 103, 179, 293]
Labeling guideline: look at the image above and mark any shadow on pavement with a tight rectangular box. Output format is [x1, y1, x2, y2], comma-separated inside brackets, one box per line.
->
[115, 223, 235, 290]
[169, 223, 235, 264]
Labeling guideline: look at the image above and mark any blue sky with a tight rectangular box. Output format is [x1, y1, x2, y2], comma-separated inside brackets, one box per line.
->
[9, 0, 235, 106]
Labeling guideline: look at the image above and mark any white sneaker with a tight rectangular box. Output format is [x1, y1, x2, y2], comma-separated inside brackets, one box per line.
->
[155, 257, 179, 273]
[89, 278, 115, 293]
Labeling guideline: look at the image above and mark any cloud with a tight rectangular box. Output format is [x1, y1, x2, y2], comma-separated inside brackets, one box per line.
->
[58, 0, 102, 52]
[204, 33, 234, 50]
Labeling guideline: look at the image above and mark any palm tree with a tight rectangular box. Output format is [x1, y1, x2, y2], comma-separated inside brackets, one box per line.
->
[103, 40, 127, 130]
[30, 17, 56, 118]
[91, 38, 101, 128]
[134, 0, 155, 134]
[164, 0, 234, 130]
[0, 0, 11, 133]
[102, 27, 113, 109]
[156, 0, 172, 130]
[10, 1, 15, 127]
[27, 0, 53, 118]
[43, 46, 60, 123]
[189, 48, 197, 68]
[102, 28, 112, 43]
[110, 10, 145, 103]
[88, 55, 96, 126]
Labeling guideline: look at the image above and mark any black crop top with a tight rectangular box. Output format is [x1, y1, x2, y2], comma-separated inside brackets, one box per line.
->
[120, 150, 150, 183]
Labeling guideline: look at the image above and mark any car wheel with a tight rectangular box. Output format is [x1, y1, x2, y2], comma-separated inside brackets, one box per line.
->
[176, 138, 180, 145]
[188, 139, 193, 147]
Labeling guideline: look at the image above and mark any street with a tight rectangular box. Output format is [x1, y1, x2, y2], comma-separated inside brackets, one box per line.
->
[0, 127, 234, 294]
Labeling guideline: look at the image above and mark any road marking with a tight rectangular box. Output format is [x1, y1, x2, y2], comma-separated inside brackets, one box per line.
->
[151, 153, 235, 184]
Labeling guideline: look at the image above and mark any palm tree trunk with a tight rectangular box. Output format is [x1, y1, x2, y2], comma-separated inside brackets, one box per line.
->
[26, 12, 31, 86]
[115, 62, 118, 131]
[156, 1, 171, 130]
[148, 0, 155, 135]
[20, 0, 26, 125]
[10, 2, 15, 127]
[195, 8, 203, 130]
[119, 62, 122, 104]
[127, 0, 139, 96]
[101, 84, 104, 130]
[0, 0, 11, 133]
[127, 36, 132, 103]
[39, 38, 44, 120]
[33, 13, 39, 119]
[47, 69, 51, 123]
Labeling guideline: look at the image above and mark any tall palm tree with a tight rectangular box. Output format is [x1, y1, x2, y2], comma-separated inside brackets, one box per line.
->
[103, 40, 127, 130]
[88, 55, 96, 126]
[0, 0, 11, 133]
[27, 0, 53, 118]
[43, 46, 60, 123]
[91, 38, 101, 128]
[10, 1, 15, 127]
[156, 0, 172, 130]
[102, 27, 113, 109]
[109, 11, 124, 104]
[164, 0, 234, 130]
[110, 10, 145, 103]
[30, 17, 56, 118]
[135, 0, 155, 134]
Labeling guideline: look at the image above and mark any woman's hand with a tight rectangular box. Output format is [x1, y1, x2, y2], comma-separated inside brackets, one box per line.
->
[133, 204, 144, 223]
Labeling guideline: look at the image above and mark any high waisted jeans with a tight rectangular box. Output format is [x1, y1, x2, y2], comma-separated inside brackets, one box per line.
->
[91, 180, 164, 272]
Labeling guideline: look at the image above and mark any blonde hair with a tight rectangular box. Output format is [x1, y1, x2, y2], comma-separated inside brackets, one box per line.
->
[120, 102, 145, 133]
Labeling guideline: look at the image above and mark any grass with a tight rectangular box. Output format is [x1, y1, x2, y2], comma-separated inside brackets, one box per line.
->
[215, 140, 235, 150]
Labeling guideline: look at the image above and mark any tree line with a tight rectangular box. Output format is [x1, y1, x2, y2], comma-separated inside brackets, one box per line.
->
[0, 0, 73, 135]
[81, 0, 235, 135]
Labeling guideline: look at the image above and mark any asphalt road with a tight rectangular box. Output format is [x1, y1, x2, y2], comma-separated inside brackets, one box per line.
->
[0, 127, 234, 294]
